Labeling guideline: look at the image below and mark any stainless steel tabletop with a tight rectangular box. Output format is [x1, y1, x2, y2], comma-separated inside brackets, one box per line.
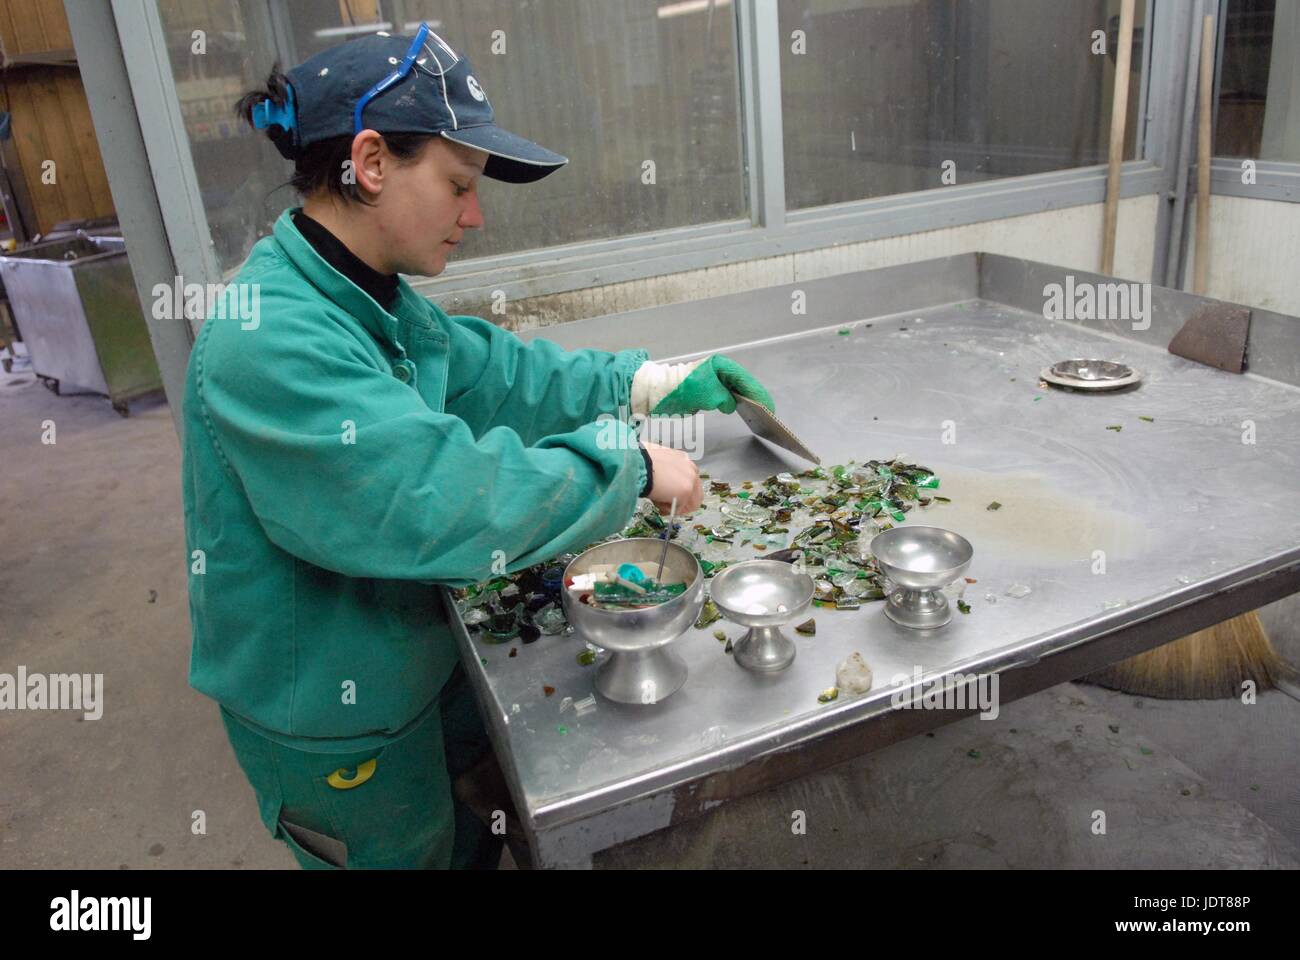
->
[450, 259, 1300, 867]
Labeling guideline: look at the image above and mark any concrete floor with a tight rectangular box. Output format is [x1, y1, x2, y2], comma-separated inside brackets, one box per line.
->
[2, 359, 1297, 870]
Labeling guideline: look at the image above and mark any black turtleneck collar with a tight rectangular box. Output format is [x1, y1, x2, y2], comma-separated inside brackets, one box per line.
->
[291, 208, 400, 312]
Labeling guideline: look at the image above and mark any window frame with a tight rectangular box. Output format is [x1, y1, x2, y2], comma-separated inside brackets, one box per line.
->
[419, 0, 1179, 307]
[1206, 0, 1300, 203]
[92, 0, 1197, 319]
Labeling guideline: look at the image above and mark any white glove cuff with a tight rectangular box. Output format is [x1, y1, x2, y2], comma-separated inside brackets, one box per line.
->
[630, 358, 705, 417]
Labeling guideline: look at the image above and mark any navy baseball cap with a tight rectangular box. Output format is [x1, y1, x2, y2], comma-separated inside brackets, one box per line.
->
[252, 23, 567, 184]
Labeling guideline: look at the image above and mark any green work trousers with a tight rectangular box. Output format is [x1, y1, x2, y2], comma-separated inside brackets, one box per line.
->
[221, 664, 502, 870]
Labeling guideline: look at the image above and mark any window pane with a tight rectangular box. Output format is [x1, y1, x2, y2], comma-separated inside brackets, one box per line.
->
[779, 0, 1147, 210]
[157, 0, 282, 275]
[1217, 0, 1300, 162]
[156, 0, 747, 275]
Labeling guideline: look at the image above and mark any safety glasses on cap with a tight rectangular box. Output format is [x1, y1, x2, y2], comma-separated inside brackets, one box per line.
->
[353, 22, 459, 135]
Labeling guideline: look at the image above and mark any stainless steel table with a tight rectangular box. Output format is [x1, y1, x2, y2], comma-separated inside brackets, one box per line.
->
[447, 254, 1300, 868]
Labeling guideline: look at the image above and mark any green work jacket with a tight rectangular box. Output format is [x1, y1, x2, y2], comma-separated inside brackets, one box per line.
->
[181, 209, 647, 752]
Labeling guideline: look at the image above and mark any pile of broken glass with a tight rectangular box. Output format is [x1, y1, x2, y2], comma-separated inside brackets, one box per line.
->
[452, 458, 946, 643]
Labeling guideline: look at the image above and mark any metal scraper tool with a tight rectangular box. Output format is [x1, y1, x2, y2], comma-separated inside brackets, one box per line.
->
[734, 395, 821, 465]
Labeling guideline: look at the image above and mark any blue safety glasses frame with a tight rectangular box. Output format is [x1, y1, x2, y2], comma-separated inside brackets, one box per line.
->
[352, 22, 430, 135]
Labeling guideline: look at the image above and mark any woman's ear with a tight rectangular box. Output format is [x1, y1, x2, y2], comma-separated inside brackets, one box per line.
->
[349, 130, 388, 196]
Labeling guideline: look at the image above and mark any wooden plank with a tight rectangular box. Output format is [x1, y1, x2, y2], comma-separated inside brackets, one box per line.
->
[0, 0, 13, 59]
[0, 0, 71, 57]
[2, 65, 117, 234]
[338, 0, 381, 25]
[5, 72, 68, 231]
[10, 0, 48, 56]
[56, 71, 114, 219]
[1100, 0, 1135, 274]
[33, 68, 94, 228]
[1194, 14, 1215, 296]
[33, 0, 73, 52]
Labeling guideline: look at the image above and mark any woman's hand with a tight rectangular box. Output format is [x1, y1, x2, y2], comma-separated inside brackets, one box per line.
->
[642, 442, 704, 514]
[668, 355, 774, 415]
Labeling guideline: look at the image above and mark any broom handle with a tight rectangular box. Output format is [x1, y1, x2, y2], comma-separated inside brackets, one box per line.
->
[1101, 0, 1136, 275]
[1193, 13, 1215, 295]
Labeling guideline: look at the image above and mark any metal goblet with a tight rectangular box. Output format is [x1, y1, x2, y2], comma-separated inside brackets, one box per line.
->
[708, 560, 815, 673]
[870, 525, 974, 629]
[562, 538, 704, 705]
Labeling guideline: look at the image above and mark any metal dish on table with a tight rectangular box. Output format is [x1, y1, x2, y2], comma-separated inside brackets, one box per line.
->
[708, 560, 815, 673]
[1040, 359, 1142, 392]
[561, 538, 704, 705]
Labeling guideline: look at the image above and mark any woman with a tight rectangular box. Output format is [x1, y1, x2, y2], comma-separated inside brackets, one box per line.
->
[182, 24, 773, 869]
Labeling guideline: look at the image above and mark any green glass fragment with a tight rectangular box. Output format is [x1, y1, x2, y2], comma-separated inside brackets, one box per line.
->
[1106, 424, 1123, 432]
[713, 630, 728, 642]
[695, 599, 721, 629]
[576, 649, 597, 666]
[818, 687, 839, 704]
[957, 599, 971, 614]
[987, 501, 1002, 511]
[1139, 416, 1155, 423]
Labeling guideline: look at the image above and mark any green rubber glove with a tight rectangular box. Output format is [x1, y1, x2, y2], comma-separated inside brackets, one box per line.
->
[651, 355, 775, 416]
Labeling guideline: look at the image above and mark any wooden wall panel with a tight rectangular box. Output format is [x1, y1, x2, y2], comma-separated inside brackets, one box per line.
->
[0, 1, 114, 235]
[3, 66, 115, 234]
[0, 0, 74, 59]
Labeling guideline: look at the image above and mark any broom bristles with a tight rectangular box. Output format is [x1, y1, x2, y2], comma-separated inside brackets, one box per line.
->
[1082, 611, 1298, 700]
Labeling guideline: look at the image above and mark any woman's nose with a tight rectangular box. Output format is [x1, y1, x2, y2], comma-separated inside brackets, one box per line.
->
[459, 193, 485, 229]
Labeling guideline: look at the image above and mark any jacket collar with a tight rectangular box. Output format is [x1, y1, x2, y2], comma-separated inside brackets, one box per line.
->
[271, 209, 441, 352]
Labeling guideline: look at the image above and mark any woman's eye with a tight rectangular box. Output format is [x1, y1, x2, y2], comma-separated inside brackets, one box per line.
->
[452, 181, 469, 196]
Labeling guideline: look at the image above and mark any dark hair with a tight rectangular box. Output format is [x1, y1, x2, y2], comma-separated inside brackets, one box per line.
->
[235, 65, 436, 206]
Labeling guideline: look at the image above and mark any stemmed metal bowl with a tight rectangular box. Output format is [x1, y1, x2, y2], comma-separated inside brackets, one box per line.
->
[708, 560, 815, 673]
[870, 526, 974, 629]
[562, 538, 704, 704]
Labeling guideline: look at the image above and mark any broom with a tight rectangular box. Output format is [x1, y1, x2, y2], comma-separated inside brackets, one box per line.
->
[1085, 13, 1300, 702]
[1084, 611, 1300, 701]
